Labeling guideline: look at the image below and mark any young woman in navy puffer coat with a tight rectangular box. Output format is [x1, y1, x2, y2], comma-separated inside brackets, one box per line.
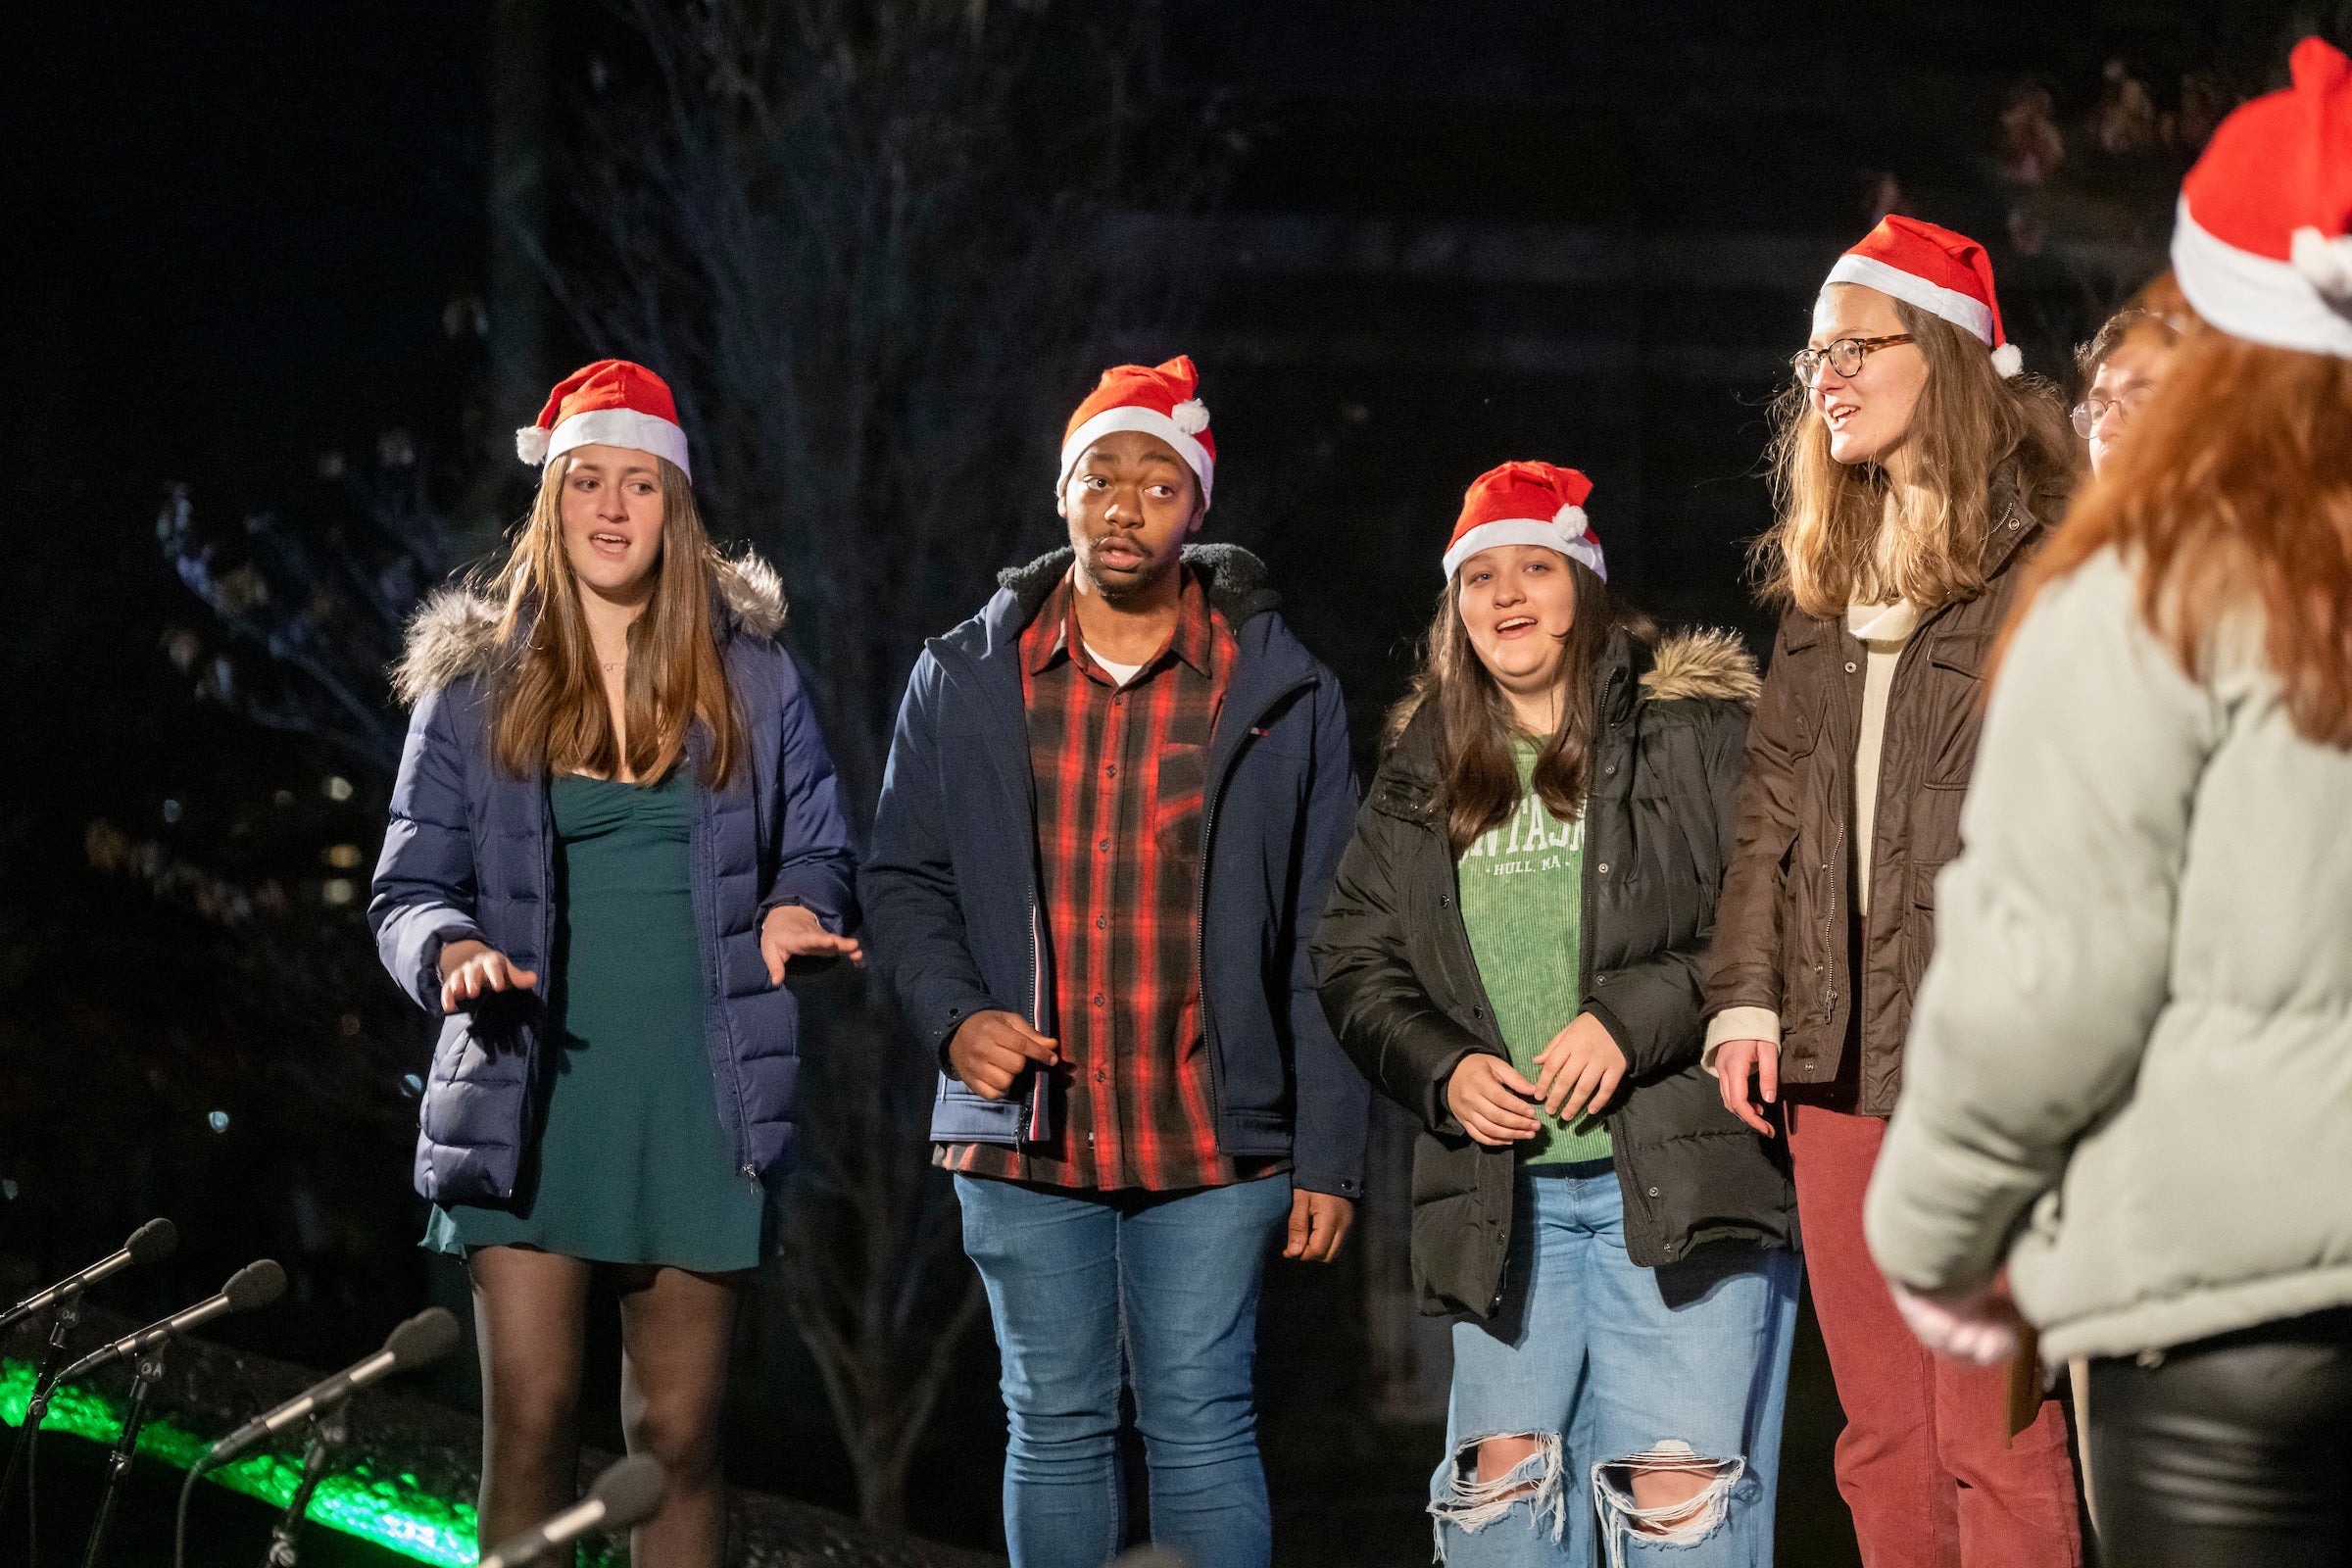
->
[368, 360, 857, 1566]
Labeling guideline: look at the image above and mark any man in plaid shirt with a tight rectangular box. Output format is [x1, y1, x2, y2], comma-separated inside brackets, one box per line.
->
[864, 357, 1368, 1568]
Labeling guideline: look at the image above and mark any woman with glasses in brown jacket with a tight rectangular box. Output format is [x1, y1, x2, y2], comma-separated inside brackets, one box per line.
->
[1702, 217, 2083, 1566]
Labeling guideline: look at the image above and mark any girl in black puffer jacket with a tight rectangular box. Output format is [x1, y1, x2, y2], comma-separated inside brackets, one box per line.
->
[1312, 462, 1798, 1568]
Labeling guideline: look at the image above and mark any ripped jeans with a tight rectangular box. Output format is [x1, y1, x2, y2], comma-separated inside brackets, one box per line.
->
[1435, 1161, 1800, 1567]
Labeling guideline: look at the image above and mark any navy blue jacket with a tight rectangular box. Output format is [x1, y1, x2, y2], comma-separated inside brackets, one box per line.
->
[368, 557, 858, 1204]
[861, 544, 1370, 1198]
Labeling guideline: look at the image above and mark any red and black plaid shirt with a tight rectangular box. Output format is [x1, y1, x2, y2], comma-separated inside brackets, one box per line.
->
[939, 565, 1259, 1192]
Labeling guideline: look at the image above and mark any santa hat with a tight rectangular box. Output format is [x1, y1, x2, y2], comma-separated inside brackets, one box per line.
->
[1057, 356, 1216, 506]
[514, 360, 691, 482]
[1826, 216, 2025, 378]
[1443, 461, 1606, 581]
[2172, 37, 2352, 359]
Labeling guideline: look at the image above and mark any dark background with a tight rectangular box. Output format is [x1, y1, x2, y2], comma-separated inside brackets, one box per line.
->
[0, 3, 2335, 1563]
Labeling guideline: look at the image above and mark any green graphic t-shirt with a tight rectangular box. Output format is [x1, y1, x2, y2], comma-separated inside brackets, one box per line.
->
[1454, 737, 1609, 1165]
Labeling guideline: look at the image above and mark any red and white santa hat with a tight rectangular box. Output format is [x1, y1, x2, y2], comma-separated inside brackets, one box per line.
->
[2173, 37, 2352, 359]
[514, 360, 692, 482]
[1057, 355, 1216, 506]
[1443, 461, 1606, 581]
[1825, 216, 2025, 378]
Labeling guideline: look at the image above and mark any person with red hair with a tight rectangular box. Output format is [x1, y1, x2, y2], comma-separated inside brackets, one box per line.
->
[1867, 38, 2352, 1568]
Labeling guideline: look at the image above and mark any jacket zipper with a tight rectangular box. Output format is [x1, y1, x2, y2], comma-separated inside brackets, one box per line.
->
[1194, 671, 1317, 1143]
[510, 780, 557, 1201]
[690, 753, 760, 1192]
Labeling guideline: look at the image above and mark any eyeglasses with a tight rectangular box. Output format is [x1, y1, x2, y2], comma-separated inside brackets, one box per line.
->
[1790, 334, 1915, 387]
[2069, 386, 2158, 438]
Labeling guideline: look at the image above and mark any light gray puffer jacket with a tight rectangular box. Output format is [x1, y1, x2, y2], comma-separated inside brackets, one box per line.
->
[1865, 546, 2352, 1364]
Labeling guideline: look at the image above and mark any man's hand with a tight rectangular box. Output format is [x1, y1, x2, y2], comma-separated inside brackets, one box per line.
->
[1446, 1054, 1543, 1146]
[1283, 1190, 1354, 1263]
[761, 904, 864, 984]
[947, 1010, 1059, 1101]
[438, 939, 539, 1014]
[1533, 1012, 1627, 1124]
[1716, 1037, 1780, 1137]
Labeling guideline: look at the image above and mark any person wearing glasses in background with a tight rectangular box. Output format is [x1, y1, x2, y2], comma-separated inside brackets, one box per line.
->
[2073, 286, 2185, 476]
[1702, 218, 2084, 1566]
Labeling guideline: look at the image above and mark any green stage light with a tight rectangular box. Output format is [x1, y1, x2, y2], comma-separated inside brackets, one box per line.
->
[3, 1355, 475, 1565]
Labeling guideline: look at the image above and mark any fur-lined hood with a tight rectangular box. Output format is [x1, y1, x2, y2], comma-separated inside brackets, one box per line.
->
[391, 552, 787, 708]
[1641, 626, 1760, 706]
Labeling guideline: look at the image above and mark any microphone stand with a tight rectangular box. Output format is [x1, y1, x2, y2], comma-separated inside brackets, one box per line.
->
[77, 1338, 170, 1568]
[260, 1403, 348, 1568]
[1, 1287, 81, 1521]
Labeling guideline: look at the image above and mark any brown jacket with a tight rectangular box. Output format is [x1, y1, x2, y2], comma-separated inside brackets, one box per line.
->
[1704, 479, 2049, 1115]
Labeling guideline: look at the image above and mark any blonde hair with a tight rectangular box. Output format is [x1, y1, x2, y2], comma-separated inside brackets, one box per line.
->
[1756, 289, 2079, 617]
[486, 457, 744, 784]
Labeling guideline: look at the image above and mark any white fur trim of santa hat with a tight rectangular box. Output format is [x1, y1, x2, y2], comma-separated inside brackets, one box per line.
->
[2174, 196, 2352, 360]
[519, 407, 693, 481]
[1441, 505, 1607, 582]
[1056, 405, 1215, 506]
[1827, 252, 1996, 344]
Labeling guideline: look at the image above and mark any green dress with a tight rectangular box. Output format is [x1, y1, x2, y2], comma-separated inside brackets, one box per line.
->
[423, 770, 771, 1270]
[1454, 736, 1611, 1166]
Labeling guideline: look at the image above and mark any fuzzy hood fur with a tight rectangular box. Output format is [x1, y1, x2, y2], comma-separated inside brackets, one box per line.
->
[1640, 626, 1760, 706]
[391, 551, 788, 708]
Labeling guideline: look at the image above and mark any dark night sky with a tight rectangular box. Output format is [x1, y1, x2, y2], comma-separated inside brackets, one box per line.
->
[3, 3, 484, 510]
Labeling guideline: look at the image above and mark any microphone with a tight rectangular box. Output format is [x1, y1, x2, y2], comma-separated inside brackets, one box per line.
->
[475, 1454, 667, 1568]
[0, 1219, 178, 1335]
[197, 1307, 461, 1467]
[56, 1259, 285, 1382]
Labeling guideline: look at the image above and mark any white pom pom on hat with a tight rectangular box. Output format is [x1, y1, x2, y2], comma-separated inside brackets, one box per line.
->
[514, 424, 551, 466]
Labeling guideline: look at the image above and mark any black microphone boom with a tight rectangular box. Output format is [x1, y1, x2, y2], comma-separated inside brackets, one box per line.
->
[196, 1307, 461, 1469]
[0, 1219, 177, 1336]
[474, 1455, 667, 1568]
[55, 1259, 285, 1384]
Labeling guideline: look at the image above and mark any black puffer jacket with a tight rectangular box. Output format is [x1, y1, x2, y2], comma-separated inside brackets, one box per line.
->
[1312, 625, 1801, 1318]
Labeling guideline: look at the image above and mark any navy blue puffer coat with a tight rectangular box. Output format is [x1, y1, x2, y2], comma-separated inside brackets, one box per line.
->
[368, 555, 858, 1204]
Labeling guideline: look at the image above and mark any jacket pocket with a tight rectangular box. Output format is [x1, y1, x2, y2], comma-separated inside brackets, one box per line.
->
[1922, 631, 1993, 789]
[1904, 859, 1940, 995]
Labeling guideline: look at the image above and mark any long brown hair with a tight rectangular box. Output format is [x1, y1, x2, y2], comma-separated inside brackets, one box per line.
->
[1756, 290, 2079, 617]
[486, 456, 745, 783]
[1388, 560, 1653, 857]
[2007, 292, 2352, 748]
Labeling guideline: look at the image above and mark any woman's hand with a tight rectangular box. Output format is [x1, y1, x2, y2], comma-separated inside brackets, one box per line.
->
[438, 940, 539, 1014]
[1446, 1054, 1544, 1146]
[761, 904, 864, 984]
[1533, 1013, 1627, 1123]
[1716, 1037, 1781, 1137]
[1887, 1278, 2026, 1366]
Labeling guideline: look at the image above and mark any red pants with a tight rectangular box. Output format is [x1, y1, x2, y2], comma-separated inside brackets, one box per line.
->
[1788, 1098, 2082, 1568]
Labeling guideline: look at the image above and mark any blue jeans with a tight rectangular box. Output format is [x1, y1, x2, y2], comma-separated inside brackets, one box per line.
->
[1436, 1162, 1800, 1568]
[955, 1172, 1294, 1568]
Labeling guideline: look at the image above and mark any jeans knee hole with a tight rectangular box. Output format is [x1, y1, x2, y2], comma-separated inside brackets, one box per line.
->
[1592, 1443, 1746, 1565]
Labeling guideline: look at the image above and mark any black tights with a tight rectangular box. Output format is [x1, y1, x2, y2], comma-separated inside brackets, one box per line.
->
[468, 1247, 743, 1567]
[2089, 1305, 2352, 1568]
